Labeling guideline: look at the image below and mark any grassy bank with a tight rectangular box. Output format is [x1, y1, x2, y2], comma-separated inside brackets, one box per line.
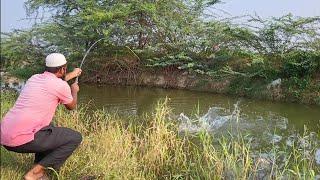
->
[1, 92, 319, 179]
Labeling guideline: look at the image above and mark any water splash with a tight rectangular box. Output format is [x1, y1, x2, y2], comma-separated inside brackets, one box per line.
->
[178, 101, 241, 133]
[286, 135, 296, 147]
[315, 149, 320, 165]
[178, 113, 200, 133]
[266, 133, 282, 144]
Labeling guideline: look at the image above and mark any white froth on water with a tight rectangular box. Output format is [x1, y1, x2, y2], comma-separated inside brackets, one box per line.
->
[178, 101, 240, 133]
[315, 149, 320, 165]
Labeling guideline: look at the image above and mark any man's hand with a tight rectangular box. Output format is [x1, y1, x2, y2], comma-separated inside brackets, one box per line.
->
[72, 68, 82, 78]
[65, 82, 79, 110]
[65, 68, 82, 81]
[70, 82, 80, 93]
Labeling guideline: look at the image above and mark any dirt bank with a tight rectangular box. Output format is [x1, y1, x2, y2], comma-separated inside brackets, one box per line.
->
[2, 68, 318, 105]
[80, 68, 320, 105]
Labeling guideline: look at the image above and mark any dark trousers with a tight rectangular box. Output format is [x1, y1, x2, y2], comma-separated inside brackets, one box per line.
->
[4, 124, 82, 170]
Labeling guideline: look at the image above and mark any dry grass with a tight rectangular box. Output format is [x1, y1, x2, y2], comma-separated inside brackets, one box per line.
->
[1, 92, 319, 179]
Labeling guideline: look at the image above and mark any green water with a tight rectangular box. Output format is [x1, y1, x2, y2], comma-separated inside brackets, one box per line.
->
[79, 84, 320, 134]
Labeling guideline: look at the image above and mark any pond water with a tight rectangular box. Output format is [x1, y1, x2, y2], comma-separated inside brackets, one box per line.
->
[79, 84, 319, 132]
[3, 81, 320, 154]
[79, 84, 320, 155]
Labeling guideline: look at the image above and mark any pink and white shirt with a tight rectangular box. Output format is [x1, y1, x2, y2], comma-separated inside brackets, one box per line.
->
[1, 72, 73, 147]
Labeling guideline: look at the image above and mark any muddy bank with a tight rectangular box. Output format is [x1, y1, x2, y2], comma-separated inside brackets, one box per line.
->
[80, 68, 320, 105]
[82, 68, 230, 92]
[2, 69, 318, 105]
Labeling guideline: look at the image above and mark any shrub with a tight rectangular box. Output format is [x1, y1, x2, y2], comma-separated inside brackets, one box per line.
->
[282, 51, 320, 78]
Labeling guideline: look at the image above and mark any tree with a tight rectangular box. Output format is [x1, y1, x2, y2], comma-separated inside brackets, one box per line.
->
[24, 0, 220, 51]
[224, 14, 320, 55]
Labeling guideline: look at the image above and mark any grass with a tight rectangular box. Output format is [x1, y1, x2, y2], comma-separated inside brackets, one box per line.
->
[1, 92, 319, 179]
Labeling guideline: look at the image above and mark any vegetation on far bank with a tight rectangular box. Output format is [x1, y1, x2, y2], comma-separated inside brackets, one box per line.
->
[1, 0, 319, 104]
[1, 92, 319, 179]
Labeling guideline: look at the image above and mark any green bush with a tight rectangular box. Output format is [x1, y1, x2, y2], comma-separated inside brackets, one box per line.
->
[9, 66, 43, 80]
[282, 51, 320, 78]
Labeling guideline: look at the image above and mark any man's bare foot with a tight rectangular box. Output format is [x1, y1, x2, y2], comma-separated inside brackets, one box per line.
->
[24, 164, 46, 180]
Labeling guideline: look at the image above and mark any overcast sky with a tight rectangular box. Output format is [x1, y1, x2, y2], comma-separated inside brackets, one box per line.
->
[1, 0, 320, 33]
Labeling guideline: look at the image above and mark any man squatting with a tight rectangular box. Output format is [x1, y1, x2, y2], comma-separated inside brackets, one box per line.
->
[1, 53, 83, 180]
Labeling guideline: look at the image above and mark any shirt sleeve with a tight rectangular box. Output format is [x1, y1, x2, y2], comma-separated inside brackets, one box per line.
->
[54, 81, 73, 104]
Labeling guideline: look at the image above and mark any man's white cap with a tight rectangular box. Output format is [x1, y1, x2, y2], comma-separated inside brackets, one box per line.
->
[45, 53, 67, 67]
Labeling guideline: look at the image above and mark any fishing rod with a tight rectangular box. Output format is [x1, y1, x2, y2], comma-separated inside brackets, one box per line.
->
[75, 37, 106, 83]
[74, 38, 140, 83]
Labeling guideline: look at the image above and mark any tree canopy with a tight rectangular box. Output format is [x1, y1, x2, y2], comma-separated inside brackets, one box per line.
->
[1, 0, 319, 81]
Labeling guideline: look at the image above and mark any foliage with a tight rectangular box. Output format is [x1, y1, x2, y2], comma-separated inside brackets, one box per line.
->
[225, 14, 320, 55]
[146, 52, 207, 73]
[9, 66, 43, 79]
[282, 51, 320, 78]
[1, 0, 224, 72]
[24, 0, 219, 50]
[1, 30, 46, 69]
[1, 1, 319, 101]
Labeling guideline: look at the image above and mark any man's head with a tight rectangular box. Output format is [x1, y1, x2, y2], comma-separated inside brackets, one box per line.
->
[45, 53, 67, 78]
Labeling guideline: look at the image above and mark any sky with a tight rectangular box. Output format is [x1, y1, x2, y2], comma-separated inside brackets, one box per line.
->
[214, 0, 320, 18]
[1, 0, 31, 33]
[1, 0, 320, 33]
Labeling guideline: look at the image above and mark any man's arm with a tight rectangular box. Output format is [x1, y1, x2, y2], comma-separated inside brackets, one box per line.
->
[64, 68, 82, 81]
[65, 82, 79, 110]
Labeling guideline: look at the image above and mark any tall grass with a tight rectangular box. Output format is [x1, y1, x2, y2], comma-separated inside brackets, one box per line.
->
[1, 92, 319, 179]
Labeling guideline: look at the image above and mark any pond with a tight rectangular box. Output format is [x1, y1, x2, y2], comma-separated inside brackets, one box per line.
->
[3, 81, 320, 154]
[79, 84, 320, 158]
[80, 84, 319, 131]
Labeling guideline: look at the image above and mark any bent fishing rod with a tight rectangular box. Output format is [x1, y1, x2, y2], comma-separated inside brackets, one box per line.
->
[75, 38, 106, 83]
[74, 38, 140, 83]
